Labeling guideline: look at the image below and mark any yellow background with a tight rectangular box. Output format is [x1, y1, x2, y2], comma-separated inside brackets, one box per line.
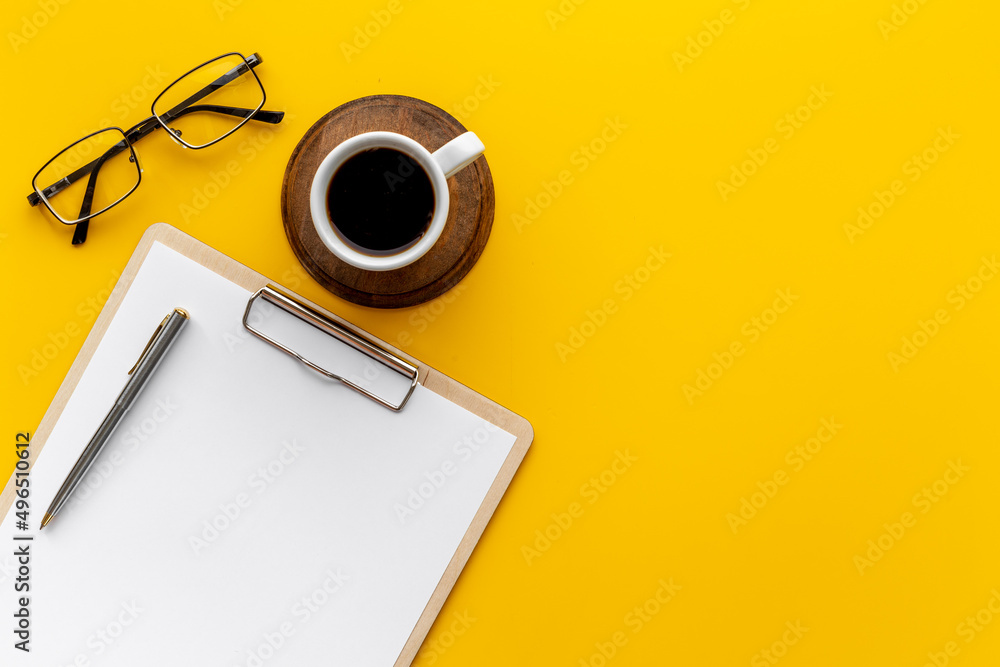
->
[2, 0, 998, 665]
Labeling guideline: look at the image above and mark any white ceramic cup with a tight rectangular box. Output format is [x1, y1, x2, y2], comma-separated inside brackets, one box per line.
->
[310, 131, 485, 271]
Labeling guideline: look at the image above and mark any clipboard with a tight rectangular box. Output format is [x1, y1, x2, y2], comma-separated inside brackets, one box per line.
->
[0, 223, 532, 666]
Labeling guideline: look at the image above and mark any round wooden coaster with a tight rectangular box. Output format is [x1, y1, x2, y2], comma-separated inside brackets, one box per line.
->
[281, 95, 495, 309]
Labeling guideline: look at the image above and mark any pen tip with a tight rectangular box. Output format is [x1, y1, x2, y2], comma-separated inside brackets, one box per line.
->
[40, 513, 53, 530]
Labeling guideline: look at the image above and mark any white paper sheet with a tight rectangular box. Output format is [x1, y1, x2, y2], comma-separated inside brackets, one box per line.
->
[0, 242, 517, 666]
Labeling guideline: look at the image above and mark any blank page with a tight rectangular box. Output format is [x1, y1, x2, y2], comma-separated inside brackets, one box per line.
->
[0, 242, 516, 666]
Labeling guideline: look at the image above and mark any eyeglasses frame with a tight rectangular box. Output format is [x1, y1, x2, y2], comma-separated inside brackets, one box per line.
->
[27, 51, 283, 245]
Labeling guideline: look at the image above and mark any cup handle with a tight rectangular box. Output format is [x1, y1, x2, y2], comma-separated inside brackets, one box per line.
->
[431, 132, 485, 179]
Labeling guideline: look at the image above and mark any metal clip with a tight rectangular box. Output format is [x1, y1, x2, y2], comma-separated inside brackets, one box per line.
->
[242, 285, 419, 411]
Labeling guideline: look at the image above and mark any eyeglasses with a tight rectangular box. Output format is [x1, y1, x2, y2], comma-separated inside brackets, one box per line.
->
[27, 51, 284, 245]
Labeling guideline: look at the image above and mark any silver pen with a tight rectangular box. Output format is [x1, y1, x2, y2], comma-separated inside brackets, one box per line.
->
[40, 308, 189, 530]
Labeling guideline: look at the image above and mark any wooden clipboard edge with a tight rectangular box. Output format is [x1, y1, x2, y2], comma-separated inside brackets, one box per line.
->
[393, 369, 532, 667]
[2, 223, 533, 667]
[0, 225, 168, 519]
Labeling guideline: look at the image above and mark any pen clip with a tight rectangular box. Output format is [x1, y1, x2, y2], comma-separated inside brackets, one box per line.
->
[129, 314, 170, 375]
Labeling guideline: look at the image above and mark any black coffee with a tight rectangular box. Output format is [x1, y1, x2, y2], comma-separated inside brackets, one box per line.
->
[327, 148, 435, 255]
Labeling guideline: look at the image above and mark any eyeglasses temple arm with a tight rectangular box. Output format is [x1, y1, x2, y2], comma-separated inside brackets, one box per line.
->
[164, 104, 283, 125]
[70, 150, 109, 245]
[123, 105, 282, 147]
